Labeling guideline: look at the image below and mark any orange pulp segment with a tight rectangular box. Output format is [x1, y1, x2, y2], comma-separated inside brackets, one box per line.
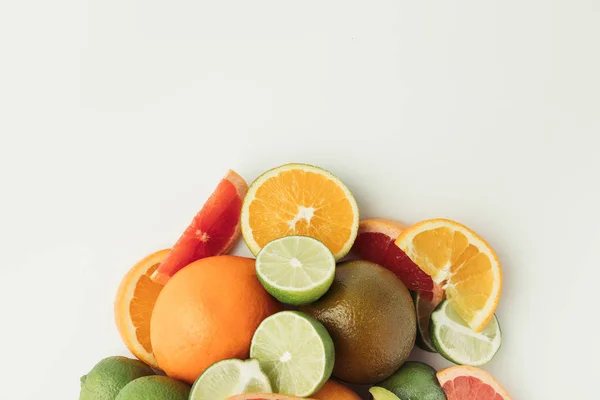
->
[395, 219, 502, 332]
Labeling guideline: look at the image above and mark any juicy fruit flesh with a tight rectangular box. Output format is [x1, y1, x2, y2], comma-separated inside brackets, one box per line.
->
[190, 358, 272, 400]
[442, 376, 505, 400]
[244, 164, 358, 259]
[301, 260, 416, 384]
[250, 311, 334, 397]
[152, 170, 247, 285]
[256, 235, 335, 305]
[130, 263, 162, 354]
[353, 230, 442, 302]
[397, 219, 501, 331]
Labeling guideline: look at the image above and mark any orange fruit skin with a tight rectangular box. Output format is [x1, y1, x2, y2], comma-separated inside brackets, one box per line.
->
[312, 380, 361, 400]
[150, 255, 282, 384]
[226, 395, 311, 400]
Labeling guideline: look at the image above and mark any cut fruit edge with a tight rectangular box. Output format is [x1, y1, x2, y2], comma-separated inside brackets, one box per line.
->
[241, 163, 359, 260]
[413, 291, 442, 353]
[353, 218, 444, 303]
[369, 386, 401, 400]
[395, 218, 502, 332]
[255, 236, 336, 292]
[437, 366, 512, 400]
[431, 300, 501, 365]
[190, 358, 272, 398]
[151, 169, 248, 285]
[114, 249, 169, 369]
[250, 311, 334, 397]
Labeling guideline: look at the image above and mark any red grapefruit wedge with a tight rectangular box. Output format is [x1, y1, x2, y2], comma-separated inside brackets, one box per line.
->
[351, 218, 443, 303]
[151, 170, 248, 285]
[437, 366, 512, 400]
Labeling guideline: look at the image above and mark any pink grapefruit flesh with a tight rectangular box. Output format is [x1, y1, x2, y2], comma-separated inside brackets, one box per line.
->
[351, 218, 443, 303]
[151, 170, 248, 285]
[437, 366, 512, 400]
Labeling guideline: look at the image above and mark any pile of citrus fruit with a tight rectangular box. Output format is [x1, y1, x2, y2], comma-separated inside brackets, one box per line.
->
[81, 163, 512, 400]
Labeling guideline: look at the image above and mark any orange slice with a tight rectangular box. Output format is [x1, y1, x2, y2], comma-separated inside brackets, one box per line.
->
[241, 164, 359, 260]
[115, 249, 168, 369]
[395, 219, 502, 332]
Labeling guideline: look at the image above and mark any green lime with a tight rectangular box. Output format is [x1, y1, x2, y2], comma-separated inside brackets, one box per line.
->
[412, 292, 439, 353]
[79, 356, 155, 400]
[378, 361, 446, 400]
[250, 310, 334, 397]
[370, 386, 401, 400]
[115, 376, 190, 400]
[189, 358, 272, 400]
[430, 299, 502, 366]
[256, 236, 335, 305]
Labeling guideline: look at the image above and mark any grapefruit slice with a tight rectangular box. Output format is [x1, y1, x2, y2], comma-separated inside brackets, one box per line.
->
[151, 170, 248, 285]
[351, 218, 443, 303]
[437, 366, 512, 400]
[115, 249, 169, 369]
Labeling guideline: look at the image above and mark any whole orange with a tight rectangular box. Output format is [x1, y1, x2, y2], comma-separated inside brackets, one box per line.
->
[150, 255, 281, 384]
[312, 380, 361, 400]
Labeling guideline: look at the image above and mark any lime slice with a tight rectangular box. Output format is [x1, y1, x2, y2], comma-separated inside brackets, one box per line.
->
[250, 311, 335, 397]
[256, 236, 335, 305]
[430, 299, 502, 366]
[412, 292, 440, 353]
[189, 358, 272, 400]
[369, 387, 401, 400]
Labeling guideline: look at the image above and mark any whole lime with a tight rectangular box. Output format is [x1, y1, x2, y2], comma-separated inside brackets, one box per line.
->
[115, 375, 190, 400]
[378, 361, 446, 400]
[300, 260, 416, 384]
[79, 356, 155, 400]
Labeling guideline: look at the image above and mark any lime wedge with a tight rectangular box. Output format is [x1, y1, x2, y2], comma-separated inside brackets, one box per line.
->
[250, 311, 335, 397]
[412, 292, 440, 353]
[256, 236, 336, 306]
[370, 386, 401, 400]
[430, 299, 502, 366]
[189, 358, 272, 400]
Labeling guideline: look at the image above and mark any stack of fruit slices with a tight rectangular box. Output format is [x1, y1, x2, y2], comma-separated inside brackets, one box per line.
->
[101, 162, 512, 400]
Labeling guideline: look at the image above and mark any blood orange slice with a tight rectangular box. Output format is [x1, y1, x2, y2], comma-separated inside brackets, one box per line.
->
[351, 218, 443, 303]
[437, 366, 512, 400]
[151, 170, 248, 285]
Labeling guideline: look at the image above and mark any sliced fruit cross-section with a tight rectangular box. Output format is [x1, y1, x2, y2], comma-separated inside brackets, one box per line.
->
[250, 311, 335, 397]
[413, 291, 442, 353]
[352, 218, 443, 303]
[437, 366, 512, 400]
[241, 163, 359, 260]
[431, 299, 502, 366]
[190, 358, 272, 400]
[151, 170, 248, 285]
[395, 219, 502, 332]
[114, 249, 168, 369]
[256, 235, 336, 306]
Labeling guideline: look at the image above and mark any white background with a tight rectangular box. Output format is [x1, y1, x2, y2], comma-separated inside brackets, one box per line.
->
[1, 1, 599, 399]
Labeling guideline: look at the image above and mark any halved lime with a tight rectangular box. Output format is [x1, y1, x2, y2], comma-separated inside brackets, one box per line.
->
[412, 292, 440, 353]
[250, 311, 335, 397]
[430, 299, 502, 366]
[369, 386, 401, 400]
[256, 236, 335, 306]
[189, 358, 272, 400]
